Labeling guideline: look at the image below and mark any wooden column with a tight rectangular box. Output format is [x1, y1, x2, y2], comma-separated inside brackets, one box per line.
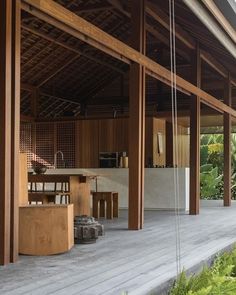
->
[10, 0, 21, 262]
[129, 0, 146, 230]
[189, 43, 201, 215]
[0, 0, 12, 265]
[0, 0, 20, 265]
[223, 74, 232, 207]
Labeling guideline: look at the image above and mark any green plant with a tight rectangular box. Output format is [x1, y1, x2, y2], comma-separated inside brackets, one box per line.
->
[200, 133, 236, 200]
[200, 164, 223, 199]
[169, 247, 236, 295]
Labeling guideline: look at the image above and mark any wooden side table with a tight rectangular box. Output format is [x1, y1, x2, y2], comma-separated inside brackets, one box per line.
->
[92, 192, 119, 219]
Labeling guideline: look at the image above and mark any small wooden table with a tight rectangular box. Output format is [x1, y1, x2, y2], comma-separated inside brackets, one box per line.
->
[19, 204, 74, 255]
[92, 192, 119, 219]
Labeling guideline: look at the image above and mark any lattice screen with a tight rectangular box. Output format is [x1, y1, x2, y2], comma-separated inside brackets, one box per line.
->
[20, 123, 33, 167]
[20, 121, 76, 168]
[56, 122, 76, 168]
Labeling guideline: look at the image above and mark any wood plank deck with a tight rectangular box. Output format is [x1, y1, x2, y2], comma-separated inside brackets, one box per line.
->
[1, 201, 236, 295]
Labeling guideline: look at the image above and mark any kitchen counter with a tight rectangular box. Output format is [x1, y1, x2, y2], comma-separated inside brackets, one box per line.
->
[43, 168, 189, 211]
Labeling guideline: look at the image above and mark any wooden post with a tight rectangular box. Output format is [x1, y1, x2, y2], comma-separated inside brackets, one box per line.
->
[189, 43, 201, 215]
[129, 0, 146, 230]
[223, 74, 232, 207]
[0, 0, 12, 265]
[0, 0, 20, 265]
[10, 0, 21, 262]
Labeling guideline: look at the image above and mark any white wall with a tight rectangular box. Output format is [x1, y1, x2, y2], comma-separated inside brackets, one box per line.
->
[46, 168, 189, 211]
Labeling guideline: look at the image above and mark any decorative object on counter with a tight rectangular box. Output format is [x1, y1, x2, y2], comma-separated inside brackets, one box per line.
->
[74, 215, 104, 244]
[92, 191, 119, 219]
[121, 156, 128, 168]
[31, 160, 47, 174]
[33, 166, 47, 174]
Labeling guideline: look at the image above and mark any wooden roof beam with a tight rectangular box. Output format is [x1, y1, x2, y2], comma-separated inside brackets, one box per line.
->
[109, 0, 235, 85]
[37, 54, 79, 87]
[200, 49, 236, 87]
[21, 0, 236, 118]
[21, 83, 37, 92]
[183, 0, 236, 60]
[75, 4, 114, 14]
[20, 115, 35, 122]
[202, 0, 236, 44]
[146, 1, 196, 49]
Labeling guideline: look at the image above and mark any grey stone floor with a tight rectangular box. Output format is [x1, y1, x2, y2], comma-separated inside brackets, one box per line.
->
[1, 201, 236, 295]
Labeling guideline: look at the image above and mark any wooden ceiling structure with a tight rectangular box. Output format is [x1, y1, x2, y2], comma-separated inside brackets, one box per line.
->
[0, 0, 236, 265]
[19, 0, 236, 120]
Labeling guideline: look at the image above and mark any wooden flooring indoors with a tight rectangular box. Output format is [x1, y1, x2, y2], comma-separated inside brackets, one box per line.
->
[1, 201, 236, 295]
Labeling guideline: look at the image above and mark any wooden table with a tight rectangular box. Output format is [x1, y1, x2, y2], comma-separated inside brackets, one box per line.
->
[19, 204, 74, 255]
[28, 174, 92, 216]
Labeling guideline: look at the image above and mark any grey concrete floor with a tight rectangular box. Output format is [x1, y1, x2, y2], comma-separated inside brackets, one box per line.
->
[1, 201, 236, 295]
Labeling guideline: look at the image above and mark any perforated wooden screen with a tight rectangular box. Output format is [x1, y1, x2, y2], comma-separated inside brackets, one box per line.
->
[20, 121, 76, 168]
[56, 122, 76, 168]
[20, 122, 34, 167]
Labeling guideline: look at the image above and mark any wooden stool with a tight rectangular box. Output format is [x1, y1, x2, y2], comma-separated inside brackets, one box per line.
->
[92, 192, 119, 219]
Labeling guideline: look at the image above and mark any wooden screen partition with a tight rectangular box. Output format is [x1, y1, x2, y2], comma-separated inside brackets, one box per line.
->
[20, 121, 76, 168]
[56, 122, 76, 168]
[20, 123, 33, 167]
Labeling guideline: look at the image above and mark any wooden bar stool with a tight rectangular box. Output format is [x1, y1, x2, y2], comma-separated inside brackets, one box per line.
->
[92, 192, 119, 219]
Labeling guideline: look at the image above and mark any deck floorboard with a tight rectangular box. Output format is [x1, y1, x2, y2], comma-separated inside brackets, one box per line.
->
[1, 201, 236, 295]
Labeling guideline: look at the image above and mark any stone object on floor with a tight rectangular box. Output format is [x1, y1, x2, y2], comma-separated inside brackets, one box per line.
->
[74, 215, 104, 244]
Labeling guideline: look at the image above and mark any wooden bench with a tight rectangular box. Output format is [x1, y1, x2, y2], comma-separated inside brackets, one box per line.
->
[92, 192, 118, 219]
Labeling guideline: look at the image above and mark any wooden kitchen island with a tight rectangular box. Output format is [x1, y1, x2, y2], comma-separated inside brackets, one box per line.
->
[28, 174, 92, 216]
[19, 204, 74, 255]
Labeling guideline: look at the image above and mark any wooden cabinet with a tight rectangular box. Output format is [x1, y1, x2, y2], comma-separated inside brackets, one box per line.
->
[19, 204, 74, 255]
[28, 174, 91, 216]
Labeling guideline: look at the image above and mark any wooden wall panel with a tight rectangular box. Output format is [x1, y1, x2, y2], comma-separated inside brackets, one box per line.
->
[176, 125, 190, 167]
[113, 118, 129, 152]
[35, 123, 54, 167]
[20, 118, 189, 169]
[99, 119, 114, 152]
[76, 120, 99, 168]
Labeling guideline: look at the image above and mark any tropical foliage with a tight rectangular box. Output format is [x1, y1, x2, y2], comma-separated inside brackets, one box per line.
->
[200, 133, 236, 200]
[169, 248, 236, 295]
